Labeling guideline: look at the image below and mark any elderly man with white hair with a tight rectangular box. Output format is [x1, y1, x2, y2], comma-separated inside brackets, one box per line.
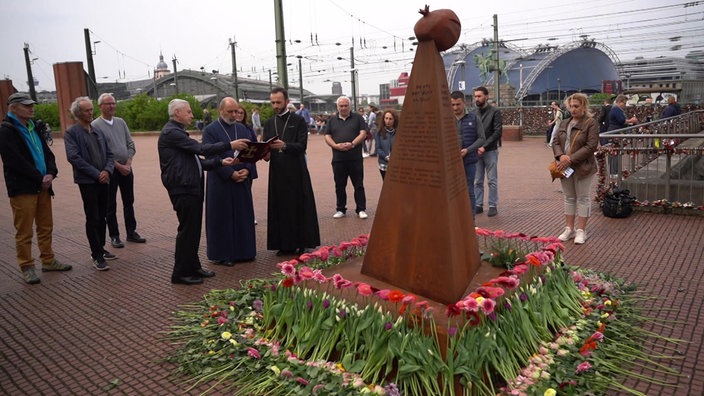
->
[157, 99, 248, 285]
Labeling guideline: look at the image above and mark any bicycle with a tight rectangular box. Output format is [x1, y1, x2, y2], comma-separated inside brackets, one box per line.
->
[36, 119, 53, 146]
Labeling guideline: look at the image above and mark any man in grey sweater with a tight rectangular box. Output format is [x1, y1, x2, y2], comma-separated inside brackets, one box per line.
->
[92, 93, 146, 248]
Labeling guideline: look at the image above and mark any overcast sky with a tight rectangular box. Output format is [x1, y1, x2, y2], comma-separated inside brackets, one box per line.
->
[1, 0, 701, 96]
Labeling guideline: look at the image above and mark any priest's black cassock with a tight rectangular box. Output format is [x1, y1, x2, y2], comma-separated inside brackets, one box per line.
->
[263, 111, 320, 251]
[203, 119, 258, 262]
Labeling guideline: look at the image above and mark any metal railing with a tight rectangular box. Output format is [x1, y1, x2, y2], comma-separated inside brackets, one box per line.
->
[597, 110, 704, 208]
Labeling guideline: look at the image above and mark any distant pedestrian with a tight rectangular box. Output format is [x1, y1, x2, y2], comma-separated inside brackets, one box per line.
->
[251, 106, 263, 141]
[450, 90, 485, 217]
[0, 93, 72, 284]
[473, 86, 502, 217]
[660, 96, 681, 119]
[374, 109, 398, 180]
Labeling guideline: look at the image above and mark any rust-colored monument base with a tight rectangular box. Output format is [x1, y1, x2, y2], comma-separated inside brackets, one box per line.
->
[319, 256, 504, 356]
[361, 39, 481, 305]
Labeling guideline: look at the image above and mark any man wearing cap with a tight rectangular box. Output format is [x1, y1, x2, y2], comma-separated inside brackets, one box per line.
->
[0, 93, 73, 284]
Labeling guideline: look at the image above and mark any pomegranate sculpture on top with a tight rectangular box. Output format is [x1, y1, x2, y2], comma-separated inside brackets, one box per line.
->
[413, 5, 461, 52]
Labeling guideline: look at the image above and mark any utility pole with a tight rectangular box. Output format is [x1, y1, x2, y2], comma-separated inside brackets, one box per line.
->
[23, 43, 37, 101]
[229, 37, 240, 100]
[298, 56, 304, 106]
[273, 0, 289, 89]
[172, 55, 179, 95]
[350, 46, 357, 109]
[492, 14, 500, 106]
[84, 28, 98, 100]
[268, 69, 273, 92]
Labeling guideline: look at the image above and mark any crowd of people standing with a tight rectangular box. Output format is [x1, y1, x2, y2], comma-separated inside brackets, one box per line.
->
[2, 83, 688, 285]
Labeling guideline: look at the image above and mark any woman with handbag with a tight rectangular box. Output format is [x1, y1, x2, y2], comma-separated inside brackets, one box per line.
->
[552, 93, 600, 245]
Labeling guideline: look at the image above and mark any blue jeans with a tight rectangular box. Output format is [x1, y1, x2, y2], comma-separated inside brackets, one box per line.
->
[474, 149, 499, 208]
[464, 162, 477, 216]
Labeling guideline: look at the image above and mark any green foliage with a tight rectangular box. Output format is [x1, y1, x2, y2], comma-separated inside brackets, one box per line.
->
[114, 93, 203, 131]
[589, 93, 612, 105]
[33, 103, 60, 130]
[239, 101, 275, 124]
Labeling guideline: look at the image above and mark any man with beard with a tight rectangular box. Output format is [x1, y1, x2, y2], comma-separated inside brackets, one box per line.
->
[473, 86, 502, 217]
[202, 98, 257, 265]
[262, 87, 320, 256]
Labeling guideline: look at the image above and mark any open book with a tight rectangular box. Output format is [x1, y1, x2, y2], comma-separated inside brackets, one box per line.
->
[234, 135, 279, 163]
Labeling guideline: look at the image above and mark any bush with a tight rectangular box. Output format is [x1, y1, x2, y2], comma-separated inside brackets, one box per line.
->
[33, 103, 60, 130]
[116, 93, 203, 131]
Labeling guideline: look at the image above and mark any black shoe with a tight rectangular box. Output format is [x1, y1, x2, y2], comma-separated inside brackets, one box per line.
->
[475, 206, 484, 214]
[488, 207, 498, 217]
[295, 248, 312, 255]
[102, 250, 118, 261]
[196, 268, 215, 278]
[171, 276, 203, 285]
[93, 259, 110, 271]
[126, 232, 146, 243]
[110, 236, 124, 248]
[276, 250, 296, 256]
[212, 260, 235, 267]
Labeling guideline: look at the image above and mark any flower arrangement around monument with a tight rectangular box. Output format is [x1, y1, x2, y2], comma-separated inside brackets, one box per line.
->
[166, 230, 683, 396]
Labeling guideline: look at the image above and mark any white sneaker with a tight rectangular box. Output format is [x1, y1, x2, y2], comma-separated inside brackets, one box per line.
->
[557, 227, 575, 241]
[574, 229, 587, 245]
[333, 211, 345, 219]
[362, 153, 370, 158]
[357, 210, 368, 219]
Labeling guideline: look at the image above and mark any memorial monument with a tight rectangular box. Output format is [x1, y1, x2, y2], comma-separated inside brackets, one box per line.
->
[360, 6, 482, 305]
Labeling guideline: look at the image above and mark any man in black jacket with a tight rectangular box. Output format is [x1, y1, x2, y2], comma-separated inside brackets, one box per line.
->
[0, 93, 72, 284]
[158, 99, 247, 285]
[472, 87, 500, 216]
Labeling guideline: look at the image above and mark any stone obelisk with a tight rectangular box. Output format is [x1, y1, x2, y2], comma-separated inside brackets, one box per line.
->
[361, 34, 481, 305]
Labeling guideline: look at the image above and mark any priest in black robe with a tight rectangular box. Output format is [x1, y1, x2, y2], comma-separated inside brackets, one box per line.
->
[263, 87, 320, 255]
[203, 97, 258, 265]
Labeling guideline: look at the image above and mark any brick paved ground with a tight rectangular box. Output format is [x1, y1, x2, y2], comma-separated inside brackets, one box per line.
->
[0, 133, 701, 395]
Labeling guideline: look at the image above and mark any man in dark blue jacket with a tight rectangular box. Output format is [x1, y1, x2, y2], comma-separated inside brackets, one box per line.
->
[158, 99, 246, 285]
[450, 91, 485, 217]
[65, 96, 116, 272]
[0, 93, 72, 284]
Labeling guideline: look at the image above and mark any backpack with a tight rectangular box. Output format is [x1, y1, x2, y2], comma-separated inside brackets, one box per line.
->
[561, 108, 571, 120]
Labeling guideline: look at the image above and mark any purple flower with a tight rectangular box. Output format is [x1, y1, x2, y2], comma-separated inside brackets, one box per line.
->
[280, 369, 293, 378]
[520, 292, 528, 302]
[385, 321, 393, 330]
[296, 377, 309, 385]
[504, 301, 512, 311]
[322, 299, 330, 309]
[385, 382, 401, 396]
[252, 299, 263, 312]
[306, 300, 313, 310]
[448, 326, 457, 336]
[338, 309, 346, 318]
[488, 312, 497, 321]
